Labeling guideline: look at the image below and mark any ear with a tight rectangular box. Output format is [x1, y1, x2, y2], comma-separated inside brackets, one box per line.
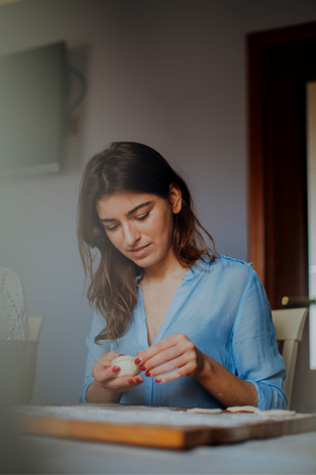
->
[168, 183, 182, 214]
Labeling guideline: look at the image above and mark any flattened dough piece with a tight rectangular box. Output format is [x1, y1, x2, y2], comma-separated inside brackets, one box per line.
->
[226, 406, 296, 417]
[226, 405, 262, 414]
[187, 408, 222, 414]
[111, 355, 141, 377]
[261, 409, 296, 417]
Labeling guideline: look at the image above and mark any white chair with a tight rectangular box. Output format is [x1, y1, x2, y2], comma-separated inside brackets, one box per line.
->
[0, 316, 43, 405]
[271, 307, 308, 408]
[27, 315, 44, 342]
[0, 267, 44, 404]
[0, 267, 28, 340]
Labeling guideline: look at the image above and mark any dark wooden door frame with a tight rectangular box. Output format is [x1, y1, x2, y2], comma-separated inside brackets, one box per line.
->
[247, 21, 316, 309]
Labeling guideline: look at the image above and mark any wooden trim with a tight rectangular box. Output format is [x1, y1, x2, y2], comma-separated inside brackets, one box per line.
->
[247, 21, 316, 301]
[247, 21, 316, 46]
[247, 32, 265, 283]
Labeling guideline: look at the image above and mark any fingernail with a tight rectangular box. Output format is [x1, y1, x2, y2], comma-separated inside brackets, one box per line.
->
[112, 366, 120, 373]
[145, 370, 151, 377]
[140, 364, 146, 371]
[136, 377, 142, 383]
[134, 357, 142, 365]
[128, 379, 135, 384]
[118, 354, 125, 357]
[155, 377, 162, 383]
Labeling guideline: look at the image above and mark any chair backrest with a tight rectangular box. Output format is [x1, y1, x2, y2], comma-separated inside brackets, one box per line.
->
[271, 307, 308, 408]
[0, 316, 43, 405]
[0, 266, 28, 340]
[28, 316, 44, 342]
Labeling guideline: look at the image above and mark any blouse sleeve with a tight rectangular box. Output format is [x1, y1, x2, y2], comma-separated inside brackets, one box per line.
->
[79, 311, 111, 403]
[231, 270, 288, 410]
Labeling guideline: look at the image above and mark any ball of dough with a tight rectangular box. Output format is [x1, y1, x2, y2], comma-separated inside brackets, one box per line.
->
[111, 355, 141, 377]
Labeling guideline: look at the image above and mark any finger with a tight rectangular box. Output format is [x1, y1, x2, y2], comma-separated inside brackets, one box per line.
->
[104, 375, 144, 392]
[142, 345, 184, 373]
[142, 338, 194, 372]
[144, 353, 190, 377]
[154, 362, 196, 384]
[92, 350, 123, 382]
[127, 375, 143, 386]
[97, 363, 132, 382]
[98, 351, 120, 367]
[136, 334, 189, 365]
[92, 363, 118, 384]
[136, 335, 180, 364]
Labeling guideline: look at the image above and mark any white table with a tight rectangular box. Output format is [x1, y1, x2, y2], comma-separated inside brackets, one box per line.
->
[7, 430, 316, 474]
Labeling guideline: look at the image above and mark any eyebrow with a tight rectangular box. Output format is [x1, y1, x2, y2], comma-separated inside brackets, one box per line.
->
[99, 201, 152, 223]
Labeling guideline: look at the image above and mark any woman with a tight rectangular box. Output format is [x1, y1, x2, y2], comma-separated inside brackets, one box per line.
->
[78, 142, 287, 409]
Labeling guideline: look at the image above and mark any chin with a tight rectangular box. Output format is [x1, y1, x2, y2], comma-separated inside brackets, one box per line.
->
[129, 254, 158, 268]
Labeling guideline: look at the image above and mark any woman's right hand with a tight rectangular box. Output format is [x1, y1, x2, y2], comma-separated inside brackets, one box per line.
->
[86, 352, 143, 403]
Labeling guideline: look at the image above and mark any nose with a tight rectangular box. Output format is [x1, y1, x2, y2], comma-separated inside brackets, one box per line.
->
[122, 222, 141, 247]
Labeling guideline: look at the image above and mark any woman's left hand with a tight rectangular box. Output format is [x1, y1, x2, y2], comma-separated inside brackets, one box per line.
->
[135, 333, 258, 408]
[135, 333, 206, 383]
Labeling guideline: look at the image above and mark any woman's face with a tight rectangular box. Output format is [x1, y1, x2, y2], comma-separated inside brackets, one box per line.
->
[96, 186, 182, 270]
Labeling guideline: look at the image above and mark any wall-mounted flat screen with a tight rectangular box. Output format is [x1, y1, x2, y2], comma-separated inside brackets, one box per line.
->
[0, 41, 67, 176]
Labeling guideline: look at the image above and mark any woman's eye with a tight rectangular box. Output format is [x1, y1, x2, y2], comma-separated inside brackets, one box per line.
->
[105, 223, 119, 231]
[136, 211, 149, 221]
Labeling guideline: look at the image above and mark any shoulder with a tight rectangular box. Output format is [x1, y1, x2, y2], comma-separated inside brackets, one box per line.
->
[197, 254, 254, 276]
[219, 255, 261, 286]
[193, 255, 260, 291]
[214, 255, 254, 273]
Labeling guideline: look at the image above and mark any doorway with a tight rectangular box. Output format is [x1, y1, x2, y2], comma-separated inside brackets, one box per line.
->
[247, 21, 316, 411]
[306, 80, 316, 369]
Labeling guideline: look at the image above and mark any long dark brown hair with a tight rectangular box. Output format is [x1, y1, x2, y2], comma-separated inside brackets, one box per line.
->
[77, 142, 216, 341]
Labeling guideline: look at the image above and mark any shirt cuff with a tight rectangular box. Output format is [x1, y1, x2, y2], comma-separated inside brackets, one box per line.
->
[250, 380, 288, 410]
[79, 379, 93, 403]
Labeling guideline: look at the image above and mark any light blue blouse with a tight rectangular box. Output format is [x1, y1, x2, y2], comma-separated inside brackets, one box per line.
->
[80, 256, 287, 410]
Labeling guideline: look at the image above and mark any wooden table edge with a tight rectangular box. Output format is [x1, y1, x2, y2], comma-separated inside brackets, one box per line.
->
[14, 411, 316, 450]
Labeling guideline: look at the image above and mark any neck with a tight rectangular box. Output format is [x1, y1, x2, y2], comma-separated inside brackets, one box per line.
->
[142, 252, 189, 284]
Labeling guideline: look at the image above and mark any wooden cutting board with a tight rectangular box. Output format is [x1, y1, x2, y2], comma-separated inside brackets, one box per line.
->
[14, 404, 316, 450]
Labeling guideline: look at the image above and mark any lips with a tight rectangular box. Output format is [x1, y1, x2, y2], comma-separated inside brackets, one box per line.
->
[128, 244, 150, 258]
[130, 244, 148, 252]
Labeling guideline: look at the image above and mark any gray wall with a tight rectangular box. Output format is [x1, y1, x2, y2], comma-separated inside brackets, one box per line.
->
[1, 0, 316, 406]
